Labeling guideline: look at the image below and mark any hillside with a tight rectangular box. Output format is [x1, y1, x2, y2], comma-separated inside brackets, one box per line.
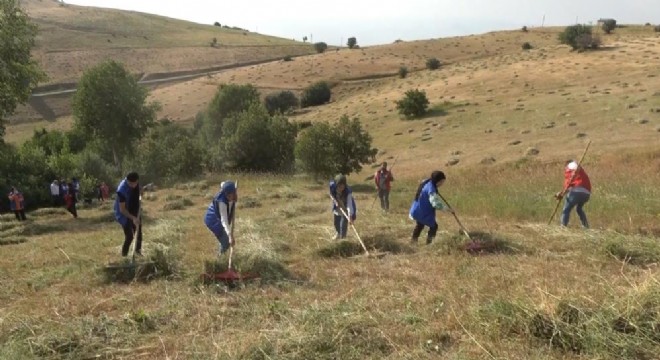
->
[21, 0, 314, 85]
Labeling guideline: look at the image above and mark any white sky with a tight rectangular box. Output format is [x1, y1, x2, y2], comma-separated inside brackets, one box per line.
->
[64, 0, 660, 45]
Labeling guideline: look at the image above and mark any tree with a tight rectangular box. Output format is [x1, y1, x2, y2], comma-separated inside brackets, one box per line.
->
[601, 19, 616, 34]
[137, 119, 204, 181]
[0, 0, 47, 139]
[72, 60, 160, 168]
[264, 90, 299, 115]
[396, 89, 429, 119]
[214, 21, 221, 27]
[426, 57, 441, 70]
[295, 116, 376, 179]
[303, 36, 308, 42]
[200, 83, 260, 143]
[313, 42, 328, 53]
[347, 37, 357, 49]
[300, 81, 331, 108]
[221, 104, 297, 172]
[559, 25, 599, 51]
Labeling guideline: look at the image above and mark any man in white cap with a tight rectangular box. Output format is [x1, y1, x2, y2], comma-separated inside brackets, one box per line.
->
[555, 160, 591, 228]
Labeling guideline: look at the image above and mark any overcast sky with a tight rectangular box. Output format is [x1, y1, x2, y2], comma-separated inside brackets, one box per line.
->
[64, 0, 660, 45]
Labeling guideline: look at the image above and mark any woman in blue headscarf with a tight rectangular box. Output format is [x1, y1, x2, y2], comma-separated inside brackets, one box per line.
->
[204, 181, 238, 254]
[409, 171, 454, 244]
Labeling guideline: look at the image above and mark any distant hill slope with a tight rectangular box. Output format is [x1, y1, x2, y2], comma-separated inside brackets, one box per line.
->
[21, 0, 314, 84]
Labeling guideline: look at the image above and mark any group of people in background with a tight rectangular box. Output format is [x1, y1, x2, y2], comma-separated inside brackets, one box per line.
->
[50, 178, 81, 218]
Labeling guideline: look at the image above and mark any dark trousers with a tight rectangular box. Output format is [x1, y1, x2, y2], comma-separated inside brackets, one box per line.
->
[66, 205, 78, 218]
[14, 210, 27, 221]
[378, 189, 390, 210]
[121, 221, 143, 256]
[334, 214, 348, 238]
[412, 221, 438, 244]
[52, 195, 60, 207]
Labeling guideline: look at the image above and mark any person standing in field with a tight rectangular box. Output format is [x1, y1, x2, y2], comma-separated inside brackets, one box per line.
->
[374, 161, 394, 212]
[8, 187, 27, 221]
[100, 182, 110, 202]
[114, 172, 142, 257]
[50, 179, 60, 206]
[409, 171, 454, 244]
[64, 182, 78, 218]
[204, 181, 237, 255]
[329, 174, 357, 240]
[555, 160, 591, 229]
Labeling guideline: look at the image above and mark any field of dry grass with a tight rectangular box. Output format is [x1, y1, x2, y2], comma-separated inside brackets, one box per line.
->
[2, 3, 659, 358]
[0, 161, 658, 359]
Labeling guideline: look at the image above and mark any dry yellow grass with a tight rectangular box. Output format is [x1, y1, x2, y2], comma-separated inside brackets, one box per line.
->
[2, 8, 659, 358]
[0, 170, 658, 359]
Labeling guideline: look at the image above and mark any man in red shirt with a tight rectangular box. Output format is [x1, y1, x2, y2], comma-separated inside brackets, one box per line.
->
[555, 160, 591, 228]
[374, 162, 394, 212]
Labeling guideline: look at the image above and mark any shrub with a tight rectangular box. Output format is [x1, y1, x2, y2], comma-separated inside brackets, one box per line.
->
[398, 66, 408, 79]
[426, 57, 441, 70]
[559, 25, 599, 51]
[522, 42, 533, 50]
[264, 91, 299, 115]
[213, 22, 221, 27]
[601, 19, 616, 34]
[347, 37, 357, 49]
[210, 37, 217, 47]
[300, 81, 331, 108]
[655, 25, 660, 32]
[282, 55, 292, 61]
[396, 89, 430, 119]
[295, 116, 377, 179]
[313, 42, 328, 53]
[521, 26, 528, 32]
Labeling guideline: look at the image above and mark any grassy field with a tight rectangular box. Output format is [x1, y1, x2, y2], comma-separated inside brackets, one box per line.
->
[0, 153, 658, 359]
[2, 3, 659, 358]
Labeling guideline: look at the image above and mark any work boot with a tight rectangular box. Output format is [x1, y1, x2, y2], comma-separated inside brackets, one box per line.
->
[333, 233, 340, 240]
[426, 237, 434, 245]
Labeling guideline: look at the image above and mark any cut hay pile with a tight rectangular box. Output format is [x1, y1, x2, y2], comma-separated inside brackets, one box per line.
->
[317, 234, 414, 258]
[102, 245, 181, 284]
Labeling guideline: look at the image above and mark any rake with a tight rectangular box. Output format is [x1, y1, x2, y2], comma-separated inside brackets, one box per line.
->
[201, 181, 259, 285]
[548, 140, 592, 225]
[329, 194, 377, 257]
[436, 192, 472, 241]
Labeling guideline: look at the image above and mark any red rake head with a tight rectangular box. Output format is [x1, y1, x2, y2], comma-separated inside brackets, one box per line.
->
[201, 269, 259, 284]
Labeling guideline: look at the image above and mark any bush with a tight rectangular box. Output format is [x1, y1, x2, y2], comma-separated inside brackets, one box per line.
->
[601, 19, 616, 34]
[347, 37, 357, 49]
[210, 37, 217, 47]
[264, 91, 299, 115]
[559, 25, 600, 51]
[300, 81, 331, 108]
[214, 21, 221, 27]
[313, 42, 328, 53]
[282, 55, 293, 61]
[521, 26, 528, 32]
[426, 57, 441, 70]
[522, 42, 533, 50]
[396, 89, 430, 119]
[295, 115, 376, 179]
[655, 25, 660, 32]
[398, 66, 408, 79]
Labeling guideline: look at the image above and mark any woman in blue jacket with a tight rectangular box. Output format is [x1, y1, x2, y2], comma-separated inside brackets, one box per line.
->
[409, 171, 453, 244]
[204, 181, 237, 255]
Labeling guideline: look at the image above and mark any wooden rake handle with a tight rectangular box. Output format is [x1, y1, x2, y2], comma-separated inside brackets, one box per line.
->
[436, 192, 472, 241]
